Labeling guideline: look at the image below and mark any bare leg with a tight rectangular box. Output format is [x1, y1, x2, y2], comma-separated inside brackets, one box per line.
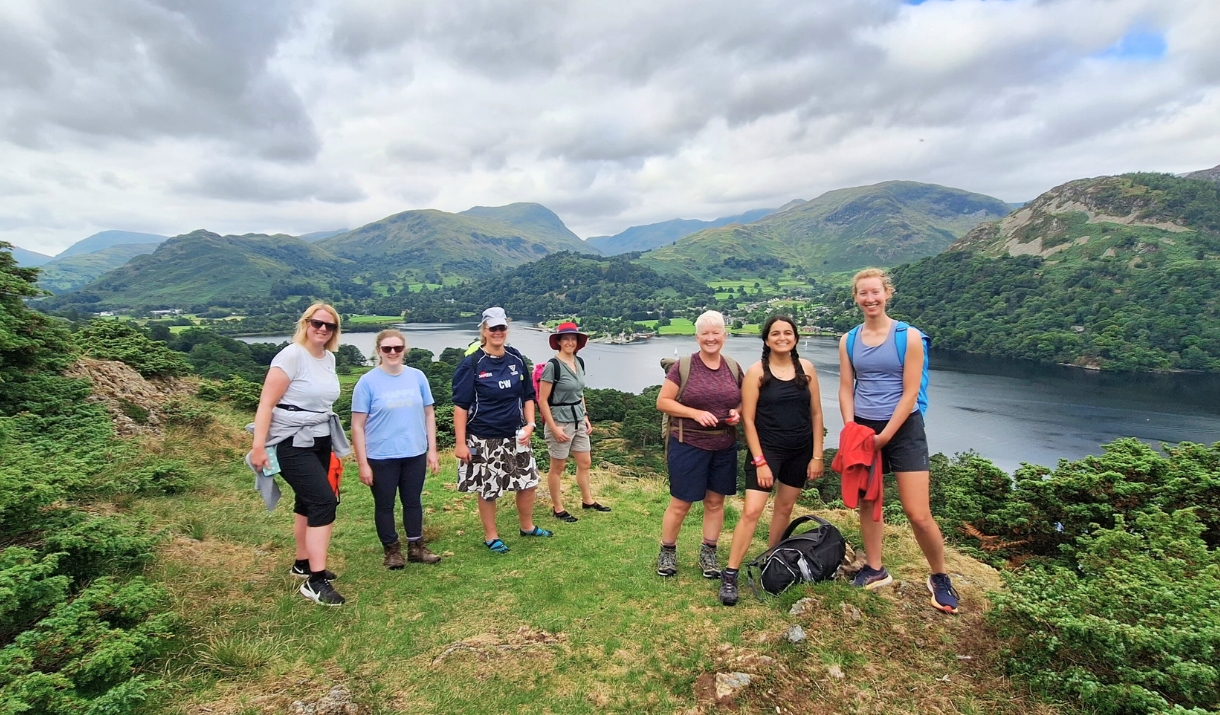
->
[727, 490, 770, 569]
[860, 499, 884, 569]
[661, 498, 693, 544]
[573, 451, 593, 504]
[767, 484, 802, 548]
[516, 487, 537, 532]
[294, 514, 309, 560]
[702, 491, 726, 544]
[547, 457, 567, 512]
[895, 471, 947, 573]
[305, 523, 333, 572]
[477, 497, 499, 542]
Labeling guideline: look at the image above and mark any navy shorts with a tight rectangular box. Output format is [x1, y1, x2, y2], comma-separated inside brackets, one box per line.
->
[745, 443, 813, 492]
[854, 413, 930, 473]
[666, 438, 738, 502]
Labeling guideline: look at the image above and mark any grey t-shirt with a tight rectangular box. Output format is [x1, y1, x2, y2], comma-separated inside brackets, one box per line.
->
[270, 343, 341, 438]
[540, 357, 586, 423]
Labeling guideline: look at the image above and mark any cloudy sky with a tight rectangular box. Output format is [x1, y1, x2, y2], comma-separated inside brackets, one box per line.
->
[2, 0, 1217, 255]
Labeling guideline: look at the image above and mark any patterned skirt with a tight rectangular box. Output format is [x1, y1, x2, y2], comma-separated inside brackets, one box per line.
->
[457, 434, 539, 501]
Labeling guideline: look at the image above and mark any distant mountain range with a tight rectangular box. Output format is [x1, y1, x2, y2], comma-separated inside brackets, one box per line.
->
[641, 181, 1012, 276]
[586, 208, 778, 255]
[37, 243, 162, 294]
[318, 202, 597, 278]
[56, 230, 168, 259]
[1185, 163, 1220, 183]
[9, 245, 53, 267]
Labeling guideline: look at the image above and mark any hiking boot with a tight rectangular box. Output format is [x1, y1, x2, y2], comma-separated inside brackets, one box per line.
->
[407, 540, 441, 564]
[927, 573, 960, 614]
[851, 565, 893, 591]
[382, 541, 405, 570]
[699, 543, 721, 579]
[657, 545, 677, 577]
[299, 578, 345, 606]
[290, 562, 337, 580]
[719, 571, 739, 606]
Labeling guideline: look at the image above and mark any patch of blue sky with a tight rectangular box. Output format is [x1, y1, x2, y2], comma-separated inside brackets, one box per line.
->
[1097, 29, 1168, 62]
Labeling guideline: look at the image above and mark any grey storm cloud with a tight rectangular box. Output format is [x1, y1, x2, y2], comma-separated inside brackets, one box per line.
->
[1, 0, 1217, 253]
[0, 0, 317, 160]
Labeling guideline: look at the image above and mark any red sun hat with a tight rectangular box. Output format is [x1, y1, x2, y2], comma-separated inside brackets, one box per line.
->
[549, 322, 589, 351]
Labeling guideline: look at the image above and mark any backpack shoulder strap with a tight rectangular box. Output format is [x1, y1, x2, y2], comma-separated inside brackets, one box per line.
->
[780, 514, 832, 541]
[577, 355, 585, 371]
[845, 325, 862, 369]
[722, 355, 742, 383]
[894, 321, 909, 367]
[675, 355, 693, 402]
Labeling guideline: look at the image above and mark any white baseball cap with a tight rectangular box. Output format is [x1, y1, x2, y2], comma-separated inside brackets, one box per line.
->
[481, 306, 508, 328]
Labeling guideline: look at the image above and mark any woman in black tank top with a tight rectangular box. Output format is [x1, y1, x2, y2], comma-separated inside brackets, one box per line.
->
[718, 316, 825, 606]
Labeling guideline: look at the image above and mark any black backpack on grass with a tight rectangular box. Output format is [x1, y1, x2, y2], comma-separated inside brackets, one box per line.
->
[745, 515, 846, 597]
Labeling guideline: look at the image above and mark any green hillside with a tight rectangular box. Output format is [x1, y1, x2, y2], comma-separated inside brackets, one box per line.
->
[587, 208, 776, 255]
[56, 229, 167, 258]
[321, 203, 596, 277]
[642, 181, 1011, 277]
[37, 243, 159, 294]
[830, 173, 1220, 371]
[58, 230, 352, 311]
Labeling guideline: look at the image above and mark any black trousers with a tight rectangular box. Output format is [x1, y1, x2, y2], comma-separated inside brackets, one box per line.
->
[368, 454, 427, 544]
[277, 436, 336, 527]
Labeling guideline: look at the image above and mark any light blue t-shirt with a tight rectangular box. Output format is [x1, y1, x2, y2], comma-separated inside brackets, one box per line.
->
[351, 366, 434, 459]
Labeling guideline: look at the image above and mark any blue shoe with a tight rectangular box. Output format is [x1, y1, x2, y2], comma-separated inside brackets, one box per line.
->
[520, 526, 553, 537]
[485, 538, 510, 553]
[852, 565, 893, 590]
[927, 573, 960, 614]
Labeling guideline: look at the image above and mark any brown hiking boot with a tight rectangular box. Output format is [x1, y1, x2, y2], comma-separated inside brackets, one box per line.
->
[383, 541, 405, 570]
[407, 540, 441, 564]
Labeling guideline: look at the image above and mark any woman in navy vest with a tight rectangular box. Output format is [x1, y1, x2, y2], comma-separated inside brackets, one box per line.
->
[838, 268, 958, 614]
[452, 307, 553, 553]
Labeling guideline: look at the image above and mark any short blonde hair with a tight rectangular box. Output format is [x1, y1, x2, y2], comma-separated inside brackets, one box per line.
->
[694, 310, 726, 333]
[373, 329, 407, 365]
[851, 268, 894, 297]
[293, 302, 341, 352]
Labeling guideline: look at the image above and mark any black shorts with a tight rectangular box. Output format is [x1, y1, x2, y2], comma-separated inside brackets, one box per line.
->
[666, 438, 737, 502]
[854, 413, 929, 473]
[276, 436, 338, 527]
[744, 444, 813, 492]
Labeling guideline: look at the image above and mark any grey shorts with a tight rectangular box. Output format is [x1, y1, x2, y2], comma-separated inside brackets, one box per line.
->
[544, 421, 591, 460]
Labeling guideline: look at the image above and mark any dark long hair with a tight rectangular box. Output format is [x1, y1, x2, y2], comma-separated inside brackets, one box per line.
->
[760, 315, 810, 390]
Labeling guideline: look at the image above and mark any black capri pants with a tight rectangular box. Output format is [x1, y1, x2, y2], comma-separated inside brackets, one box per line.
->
[277, 436, 337, 527]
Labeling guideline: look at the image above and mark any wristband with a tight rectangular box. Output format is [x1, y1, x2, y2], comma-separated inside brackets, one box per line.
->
[752, 454, 767, 467]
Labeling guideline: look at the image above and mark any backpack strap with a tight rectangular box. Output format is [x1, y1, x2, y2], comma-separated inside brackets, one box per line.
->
[894, 321, 909, 367]
[546, 357, 583, 407]
[845, 325, 862, 371]
[779, 514, 833, 542]
[722, 355, 742, 384]
[674, 355, 692, 443]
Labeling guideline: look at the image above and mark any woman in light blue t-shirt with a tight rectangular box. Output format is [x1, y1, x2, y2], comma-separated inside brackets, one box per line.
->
[351, 330, 441, 569]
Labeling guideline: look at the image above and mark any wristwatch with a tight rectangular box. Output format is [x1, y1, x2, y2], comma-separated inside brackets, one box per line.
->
[525, 422, 536, 428]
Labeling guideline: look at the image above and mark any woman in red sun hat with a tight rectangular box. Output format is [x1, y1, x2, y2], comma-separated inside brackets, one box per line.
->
[537, 322, 610, 523]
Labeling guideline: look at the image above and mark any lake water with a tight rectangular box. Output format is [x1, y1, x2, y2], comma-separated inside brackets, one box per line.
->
[242, 323, 1220, 473]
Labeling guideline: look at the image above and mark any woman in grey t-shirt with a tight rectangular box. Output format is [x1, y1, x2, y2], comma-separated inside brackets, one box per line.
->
[537, 323, 610, 523]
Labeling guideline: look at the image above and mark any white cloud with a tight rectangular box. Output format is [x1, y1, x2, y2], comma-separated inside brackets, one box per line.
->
[0, 0, 1216, 255]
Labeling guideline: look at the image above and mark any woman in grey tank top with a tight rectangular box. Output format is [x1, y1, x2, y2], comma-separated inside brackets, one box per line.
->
[837, 269, 959, 614]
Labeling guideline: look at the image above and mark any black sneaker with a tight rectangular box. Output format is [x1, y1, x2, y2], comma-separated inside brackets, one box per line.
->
[582, 502, 612, 512]
[719, 573, 739, 606]
[290, 563, 337, 580]
[552, 510, 579, 523]
[299, 578, 345, 606]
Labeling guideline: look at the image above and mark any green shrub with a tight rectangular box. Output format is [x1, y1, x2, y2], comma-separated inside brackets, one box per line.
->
[991, 509, 1220, 714]
[197, 376, 261, 411]
[161, 399, 213, 430]
[74, 320, 191, 378]
[0, 549, 70, 643]
[41, 512, 159, 583]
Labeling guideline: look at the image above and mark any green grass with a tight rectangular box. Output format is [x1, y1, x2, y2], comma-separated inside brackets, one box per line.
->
[347, 315, 404, 325]
[639, 318, 696, 335]
[132, 406, 1058, 715]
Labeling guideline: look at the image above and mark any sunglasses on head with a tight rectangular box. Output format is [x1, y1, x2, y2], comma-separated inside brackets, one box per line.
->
[379, 345, 405, 354]
[308, 318, 337, 332]
[487, 325, 507, 333]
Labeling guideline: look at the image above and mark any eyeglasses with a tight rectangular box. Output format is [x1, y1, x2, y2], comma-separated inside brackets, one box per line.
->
[487, 325, 508, 333]
[308, 319, 337, 332]
[379, 345, 405, 354]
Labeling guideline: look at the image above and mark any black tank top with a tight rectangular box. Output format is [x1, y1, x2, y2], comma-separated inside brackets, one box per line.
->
[755, 374, 812, 450]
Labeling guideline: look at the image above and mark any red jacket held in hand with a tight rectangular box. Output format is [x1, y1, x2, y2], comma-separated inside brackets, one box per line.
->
[832, 423, 884, 522]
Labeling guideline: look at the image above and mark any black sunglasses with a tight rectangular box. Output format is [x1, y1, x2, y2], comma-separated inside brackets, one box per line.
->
[487, 325, 508, 333]
[308, 318, 337, 332]
[379, 345, 405, 354]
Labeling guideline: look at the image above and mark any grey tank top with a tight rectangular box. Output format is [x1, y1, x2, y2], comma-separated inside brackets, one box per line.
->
[852, 322, 913, 420]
